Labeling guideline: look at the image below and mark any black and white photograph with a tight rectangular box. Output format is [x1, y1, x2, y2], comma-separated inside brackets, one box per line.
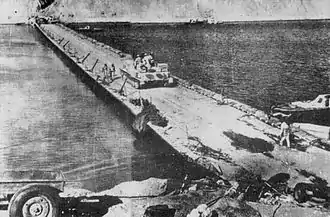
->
[0, 0, 330, 216]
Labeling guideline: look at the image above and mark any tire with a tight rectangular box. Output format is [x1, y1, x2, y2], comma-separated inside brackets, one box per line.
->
[8, 184, 61, 217]
[294, 183, 312, 203]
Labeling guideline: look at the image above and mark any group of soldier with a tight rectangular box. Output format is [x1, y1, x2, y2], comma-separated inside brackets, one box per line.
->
[134, 52, 155, 71]
[96, 52, 155, 84]
[97, 63, 116, 84]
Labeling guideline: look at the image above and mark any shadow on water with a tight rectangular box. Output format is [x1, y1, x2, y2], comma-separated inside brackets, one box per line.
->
[132, 131, 214, 180]
[224, 130, 274, 153]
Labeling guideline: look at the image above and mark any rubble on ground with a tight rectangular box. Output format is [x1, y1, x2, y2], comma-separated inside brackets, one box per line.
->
[59, 174, 330, 217]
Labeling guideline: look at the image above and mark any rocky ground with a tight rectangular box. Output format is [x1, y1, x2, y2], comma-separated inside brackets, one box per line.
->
[46, 177, 330, 216]
[59, 175, 330, 217]
[1, 176, 330, 216]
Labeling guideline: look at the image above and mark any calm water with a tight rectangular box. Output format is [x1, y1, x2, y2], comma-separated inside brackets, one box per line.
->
[70, 21, 330, 111]
[0, 25, 205, 192]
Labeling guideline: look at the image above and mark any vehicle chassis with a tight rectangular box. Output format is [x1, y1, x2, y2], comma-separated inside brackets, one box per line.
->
[0, 170, 65, 217]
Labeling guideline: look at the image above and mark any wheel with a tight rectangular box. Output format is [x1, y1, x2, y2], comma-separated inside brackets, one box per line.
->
[294, 183, 312, 203]
[8, 184, 61, 217]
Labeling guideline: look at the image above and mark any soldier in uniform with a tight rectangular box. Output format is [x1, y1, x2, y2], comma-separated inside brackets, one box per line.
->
[101, 64, 108, 83]
[109, 64, 116, 82]
[134, 54, 142, 69]
[280, 118, 291, 148]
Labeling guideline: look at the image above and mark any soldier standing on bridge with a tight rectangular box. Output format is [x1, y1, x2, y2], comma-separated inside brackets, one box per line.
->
[134, 54, 142, 69]
[109, 64, 116, 83]
[142, 52, 154, 71]
[280, 117, 292, 148]
[101, 64, 108, 83]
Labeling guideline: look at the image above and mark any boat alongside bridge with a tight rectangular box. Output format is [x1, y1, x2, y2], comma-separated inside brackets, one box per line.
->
[271, 94, 330, 126]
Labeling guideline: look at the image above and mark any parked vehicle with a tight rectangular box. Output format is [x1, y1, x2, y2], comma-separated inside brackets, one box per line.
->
[0, 170, 65, 217]
[271, 94, 330, 125]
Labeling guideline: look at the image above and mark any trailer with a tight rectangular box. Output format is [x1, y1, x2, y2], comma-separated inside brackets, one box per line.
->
[0, 170, 65, 217]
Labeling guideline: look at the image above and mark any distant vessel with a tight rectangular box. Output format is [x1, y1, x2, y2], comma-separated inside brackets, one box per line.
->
[188, 18, 207, 25]
[78, 25, 103, 32]
[186, 18, 223, 26]
[271, 94, 330, 125]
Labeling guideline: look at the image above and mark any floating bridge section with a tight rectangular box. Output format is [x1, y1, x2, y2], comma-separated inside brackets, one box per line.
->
[35, 22, 330, 185]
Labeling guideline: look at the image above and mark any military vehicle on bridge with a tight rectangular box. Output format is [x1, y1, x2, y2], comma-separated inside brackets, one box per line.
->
[120, 55, 174, 89]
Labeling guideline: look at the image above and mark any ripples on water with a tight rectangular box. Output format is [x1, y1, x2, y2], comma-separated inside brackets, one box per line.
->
[70, 21, 330, 111]
[0, 25, 207, 192]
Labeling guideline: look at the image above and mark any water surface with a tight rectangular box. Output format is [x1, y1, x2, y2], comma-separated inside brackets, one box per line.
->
[0, 25, 203, 192]
[70, 21, 330, 111]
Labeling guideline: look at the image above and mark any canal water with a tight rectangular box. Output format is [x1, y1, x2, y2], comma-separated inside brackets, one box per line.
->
[0, 25, 206, 192]
[70, 21, 330, 111]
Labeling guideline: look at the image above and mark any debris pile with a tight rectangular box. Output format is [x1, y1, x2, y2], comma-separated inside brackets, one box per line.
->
[56, 174, 330, 216]
[233, 172, 291, 205]
[129, 98, 142, 106]
[186, 197, 262, 217]
[187, 136, 232, 163]
[184, 172, 330, 217]
[175, 176, 230, 195]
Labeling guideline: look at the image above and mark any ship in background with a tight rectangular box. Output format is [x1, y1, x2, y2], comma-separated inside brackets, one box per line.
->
[186, 17, 223, 25]
[186, 0, 223, 25]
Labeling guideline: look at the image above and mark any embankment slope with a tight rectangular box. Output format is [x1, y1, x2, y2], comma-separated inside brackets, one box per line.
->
[40, 0, 330, 22]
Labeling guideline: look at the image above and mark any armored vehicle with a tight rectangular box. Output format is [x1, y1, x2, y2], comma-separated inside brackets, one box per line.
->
[120, 58, 174, 89]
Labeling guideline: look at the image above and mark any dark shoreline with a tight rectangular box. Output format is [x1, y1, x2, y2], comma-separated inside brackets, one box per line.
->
[64, 18, 330, 26]
[2, 18, 330, 27]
